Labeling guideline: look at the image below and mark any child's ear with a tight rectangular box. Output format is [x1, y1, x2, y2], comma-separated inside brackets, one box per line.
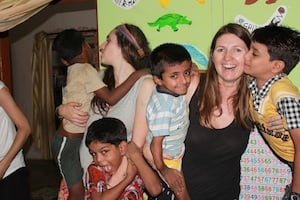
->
[118, 141, 127, 156]
[272, 60, 285, 74]
[153, 76, 163, 86]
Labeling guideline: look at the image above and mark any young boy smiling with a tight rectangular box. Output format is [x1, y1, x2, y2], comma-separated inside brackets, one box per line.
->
[85, 117, 161, 200]
[145, 43, 193, 200]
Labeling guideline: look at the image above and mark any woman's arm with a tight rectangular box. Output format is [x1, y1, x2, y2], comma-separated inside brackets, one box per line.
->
[0, 86, 31, 179]
[289, 128, 300, 194]
[90, 162, 136, 200]
[266, 115, 287, 132]
[186, 64, 201, 104]
[127, 141, 161, 197]
[58, 70, 149, 126]
[150, 136, 184, 194]
[57, 102, 89, 127]
[132, 77, 155, 148]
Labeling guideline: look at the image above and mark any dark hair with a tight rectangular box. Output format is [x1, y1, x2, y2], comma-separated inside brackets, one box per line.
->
[251, 24, 300, 74]
[53, 29, 84, 63]
[198, 23, 252, 129]
[85, 117, 127, 147]
[91, 23, 151, 115]
[150, 43, 191, 79]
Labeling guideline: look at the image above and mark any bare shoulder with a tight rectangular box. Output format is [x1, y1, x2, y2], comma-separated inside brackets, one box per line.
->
[140, 76, 155, 91]
[136, 76, 155, 105]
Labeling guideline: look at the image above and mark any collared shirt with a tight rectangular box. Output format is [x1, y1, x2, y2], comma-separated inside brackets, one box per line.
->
[249, 73, 300, 129]
[146, 86, 189, 159]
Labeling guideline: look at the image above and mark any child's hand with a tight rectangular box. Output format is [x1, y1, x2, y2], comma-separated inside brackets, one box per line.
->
[161, 167, 184, 194]
[126, 141, 142, 160]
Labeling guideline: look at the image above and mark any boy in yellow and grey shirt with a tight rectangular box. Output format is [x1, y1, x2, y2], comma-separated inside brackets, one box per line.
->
[244, 24, 300, 200]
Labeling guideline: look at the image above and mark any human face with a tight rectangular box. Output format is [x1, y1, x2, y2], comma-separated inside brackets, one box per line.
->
[155, 60, 192, 95]
[99, 30, 122, 66]
[88, 141, 125, 175]
[212, 33, 248, 86]
[244, 41, 275, 88]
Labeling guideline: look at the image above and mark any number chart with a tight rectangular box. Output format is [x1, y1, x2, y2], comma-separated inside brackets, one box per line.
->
[240, 128, 292, 199]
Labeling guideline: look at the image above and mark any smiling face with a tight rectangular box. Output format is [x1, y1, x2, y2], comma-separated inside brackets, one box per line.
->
[88, 141, 125, 175]
[154, 60, 192, 95]
[212, 33, 248, 86]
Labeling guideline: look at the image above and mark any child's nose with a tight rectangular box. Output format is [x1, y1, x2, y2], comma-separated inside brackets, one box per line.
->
[95, 154, 103, 163]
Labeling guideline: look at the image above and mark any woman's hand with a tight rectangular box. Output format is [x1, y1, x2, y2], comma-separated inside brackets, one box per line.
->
[266, 115, 287, 132]
[58, 102, 89, 127]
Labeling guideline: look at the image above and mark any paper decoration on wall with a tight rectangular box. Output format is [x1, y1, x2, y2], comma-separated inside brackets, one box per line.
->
[245, 0, 277, 5]
[182, 44, 208, 68]
[160, 0, 206, 8]
[235, 5, 287, 32]
[148, 13, 192, 32]
[113, 0, 139, 10]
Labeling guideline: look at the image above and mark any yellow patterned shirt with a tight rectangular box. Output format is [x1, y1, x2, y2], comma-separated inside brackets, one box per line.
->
[250, 75, 300, 162]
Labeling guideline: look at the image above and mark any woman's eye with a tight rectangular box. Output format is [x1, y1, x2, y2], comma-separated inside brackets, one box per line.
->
[235, 48, 242, 53]
[215, 48, 224, 53]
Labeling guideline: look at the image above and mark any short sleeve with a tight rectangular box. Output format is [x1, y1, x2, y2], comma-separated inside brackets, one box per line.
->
[82, 64, 106, 93]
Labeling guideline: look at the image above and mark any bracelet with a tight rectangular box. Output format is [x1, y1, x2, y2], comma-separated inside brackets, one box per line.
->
[290, 192, 300, 200]
[55, 107, 63, 120]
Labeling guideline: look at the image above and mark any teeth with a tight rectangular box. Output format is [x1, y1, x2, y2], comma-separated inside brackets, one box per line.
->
[223, 64, 236, 69]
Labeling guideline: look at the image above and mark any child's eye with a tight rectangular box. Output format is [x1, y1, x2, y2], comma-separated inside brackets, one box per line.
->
[185, 70, 191, 76]
[89, 151, 96, 157]
[170, 74, 178, 79]
[101, 150, 108, 155]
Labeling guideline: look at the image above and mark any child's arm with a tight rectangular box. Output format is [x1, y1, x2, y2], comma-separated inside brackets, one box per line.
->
[94, 68, 149, 106]
[89, 161, 137, 200]
[127, 141, 162, 197]
[290, 128, 300, 194]
[150, 136, 185, 194]
[0, 86, 31, 179]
